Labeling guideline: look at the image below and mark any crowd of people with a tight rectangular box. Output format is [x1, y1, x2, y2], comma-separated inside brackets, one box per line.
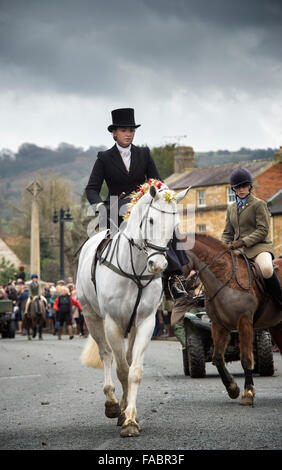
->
[0, 268, 87, 339]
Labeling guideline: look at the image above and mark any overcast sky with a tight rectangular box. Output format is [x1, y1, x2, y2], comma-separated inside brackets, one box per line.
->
[0, 0, 282, 152]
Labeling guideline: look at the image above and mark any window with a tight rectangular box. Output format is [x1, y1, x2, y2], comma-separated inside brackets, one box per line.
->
[227, 187, 236, 204]
[197, 224, 206, 233]
[197, 190, 206, 207]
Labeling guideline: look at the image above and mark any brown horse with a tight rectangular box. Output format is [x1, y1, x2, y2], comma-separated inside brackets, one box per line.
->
[184, 233, 282, 406]
[23, 297, 47, 340]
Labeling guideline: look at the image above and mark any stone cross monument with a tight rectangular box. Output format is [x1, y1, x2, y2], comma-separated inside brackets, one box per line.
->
[26, 180, 43, 279]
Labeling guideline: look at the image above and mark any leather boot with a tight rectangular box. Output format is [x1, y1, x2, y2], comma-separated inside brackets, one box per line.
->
[68, 325, 74, 340]
[168, 275, 187, 300]
[57, 326, 63, 340]
[264, 271, 282, 311]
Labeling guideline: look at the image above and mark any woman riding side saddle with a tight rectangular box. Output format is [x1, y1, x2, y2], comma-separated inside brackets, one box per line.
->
[222, 167, 282, 311]
[85, 107, 190, 302]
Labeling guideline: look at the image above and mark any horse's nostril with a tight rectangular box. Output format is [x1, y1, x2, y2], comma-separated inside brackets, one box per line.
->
[148, 260, 154, 267]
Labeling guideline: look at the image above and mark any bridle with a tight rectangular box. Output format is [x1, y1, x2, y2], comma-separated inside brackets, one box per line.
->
[99, 197, 178, 337]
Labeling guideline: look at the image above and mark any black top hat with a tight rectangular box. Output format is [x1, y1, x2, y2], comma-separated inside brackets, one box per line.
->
[107, 108, 141, 132]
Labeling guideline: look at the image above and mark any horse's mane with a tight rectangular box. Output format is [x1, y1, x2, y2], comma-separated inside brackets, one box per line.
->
[194, 233, 228, 253]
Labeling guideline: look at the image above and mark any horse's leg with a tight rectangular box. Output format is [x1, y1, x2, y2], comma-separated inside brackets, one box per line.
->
[38, 315, 43, 340]
[238, 315, 255, 406]
[105, 316, 130, 427]
[83, 306, 121, 419]
[32, 318, 37, 338]
[211, 323, 240, 399]
[25, 318, 31, 340]
[126, 327, 136, 367]
[120, 313, 155, 437]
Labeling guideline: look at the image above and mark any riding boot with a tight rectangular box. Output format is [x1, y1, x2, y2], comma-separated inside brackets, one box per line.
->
[168, 274, 187, 300]
[264, 271, 282, 311]
[68, 325, 74, 340]
[58, 326, 63, 340]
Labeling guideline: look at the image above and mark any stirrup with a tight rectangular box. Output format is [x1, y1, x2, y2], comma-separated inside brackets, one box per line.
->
[168, 275, 187, 300]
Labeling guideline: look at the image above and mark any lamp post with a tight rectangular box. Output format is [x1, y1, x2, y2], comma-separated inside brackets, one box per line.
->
[53, 208, 73, 280]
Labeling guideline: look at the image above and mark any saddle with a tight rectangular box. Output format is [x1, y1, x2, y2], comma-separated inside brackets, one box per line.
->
[91, 230, 112, 291]
[247, 258, 265, 296]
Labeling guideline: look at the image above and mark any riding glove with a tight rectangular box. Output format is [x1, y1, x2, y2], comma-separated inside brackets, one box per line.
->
[230, 239, 245, 249]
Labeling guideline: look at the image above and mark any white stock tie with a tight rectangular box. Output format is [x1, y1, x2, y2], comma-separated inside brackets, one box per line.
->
[121, 150, 131, 171]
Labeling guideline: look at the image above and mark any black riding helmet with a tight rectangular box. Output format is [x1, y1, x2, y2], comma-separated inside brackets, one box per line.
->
[230, 167, 253, 189]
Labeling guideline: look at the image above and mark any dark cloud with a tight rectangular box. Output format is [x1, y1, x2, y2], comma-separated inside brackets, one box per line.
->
[0, 0, 281, 99]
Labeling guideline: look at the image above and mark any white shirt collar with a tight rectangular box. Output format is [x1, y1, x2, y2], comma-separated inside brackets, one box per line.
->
[116, 142, 131, 154]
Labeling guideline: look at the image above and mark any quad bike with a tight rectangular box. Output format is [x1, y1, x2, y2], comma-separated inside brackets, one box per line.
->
[182, 309, 274, 378]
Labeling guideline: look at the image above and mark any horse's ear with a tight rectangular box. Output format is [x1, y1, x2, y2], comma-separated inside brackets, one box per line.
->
[149, 185, 159, 200]
[175, 186, 191, 203]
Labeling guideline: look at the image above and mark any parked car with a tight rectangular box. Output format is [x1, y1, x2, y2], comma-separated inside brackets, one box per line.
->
[0, 299, 16, 339]
[182, 311, 274, 378]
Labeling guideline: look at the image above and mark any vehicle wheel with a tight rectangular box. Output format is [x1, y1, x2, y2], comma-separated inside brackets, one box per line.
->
[1, 329, 8, 338]
[182, 347, 190, 376]
[254, 329, 274, 376]
[8, 320, 16, 338]
[187, 333, 206, 378]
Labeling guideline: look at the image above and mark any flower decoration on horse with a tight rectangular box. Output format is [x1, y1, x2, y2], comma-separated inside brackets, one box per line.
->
[123, 179, 177, 221]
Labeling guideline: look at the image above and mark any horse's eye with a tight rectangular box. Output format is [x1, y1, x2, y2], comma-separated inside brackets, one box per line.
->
[149, 218, 154, 225]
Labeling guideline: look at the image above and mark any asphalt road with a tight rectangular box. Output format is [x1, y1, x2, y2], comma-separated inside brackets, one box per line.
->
[0, 333, 281, 452]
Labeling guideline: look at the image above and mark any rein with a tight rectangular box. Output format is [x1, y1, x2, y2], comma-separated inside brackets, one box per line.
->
[99, 201, 176, 337]
[193, 246, 253, 302]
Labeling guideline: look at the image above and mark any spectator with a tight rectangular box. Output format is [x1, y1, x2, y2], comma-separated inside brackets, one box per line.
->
[71, 289, 85, 336]
[0, 288, 7, 299]
[50, 285, 61, 335]
[45, 285, 55, 332]
[15, 265, 26, 283]
[15, 283, 28, 334]
[53, 286, 82, 340]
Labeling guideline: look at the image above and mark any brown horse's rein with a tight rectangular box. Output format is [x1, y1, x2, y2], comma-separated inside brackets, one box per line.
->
[192, 247, 253, 302]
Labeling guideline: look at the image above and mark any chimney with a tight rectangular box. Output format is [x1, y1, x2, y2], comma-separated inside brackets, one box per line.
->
[274, 146, 282, 161]
[173, 146, 195, 173]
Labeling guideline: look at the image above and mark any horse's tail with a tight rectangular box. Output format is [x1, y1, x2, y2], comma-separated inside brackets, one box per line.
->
[80, 334, 104, 369]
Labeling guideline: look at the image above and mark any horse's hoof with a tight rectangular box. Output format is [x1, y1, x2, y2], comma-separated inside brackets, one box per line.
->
[117, 413, 139, 427]
[105, 402, 121, 418]
[28, 336, 32, 341]
[240, 388, 255, 407]
[227, 382, 240, 399]
[120, 423, 140, 438]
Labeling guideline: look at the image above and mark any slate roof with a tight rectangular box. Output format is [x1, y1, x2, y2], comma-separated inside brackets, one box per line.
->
[267, 189, 282, 215]
[169, 160, 274, 190]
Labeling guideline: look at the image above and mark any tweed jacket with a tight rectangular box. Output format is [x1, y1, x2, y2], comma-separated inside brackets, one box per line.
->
[221, 194, 274, 259]
[85, 144, 161, 209]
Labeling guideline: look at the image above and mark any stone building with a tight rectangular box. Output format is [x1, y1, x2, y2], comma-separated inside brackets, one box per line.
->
[166, 147, 282, 257]
[0, 238, 22, 269]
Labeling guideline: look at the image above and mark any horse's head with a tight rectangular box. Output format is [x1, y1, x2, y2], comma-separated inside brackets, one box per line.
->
[124, 180, 190, 274]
